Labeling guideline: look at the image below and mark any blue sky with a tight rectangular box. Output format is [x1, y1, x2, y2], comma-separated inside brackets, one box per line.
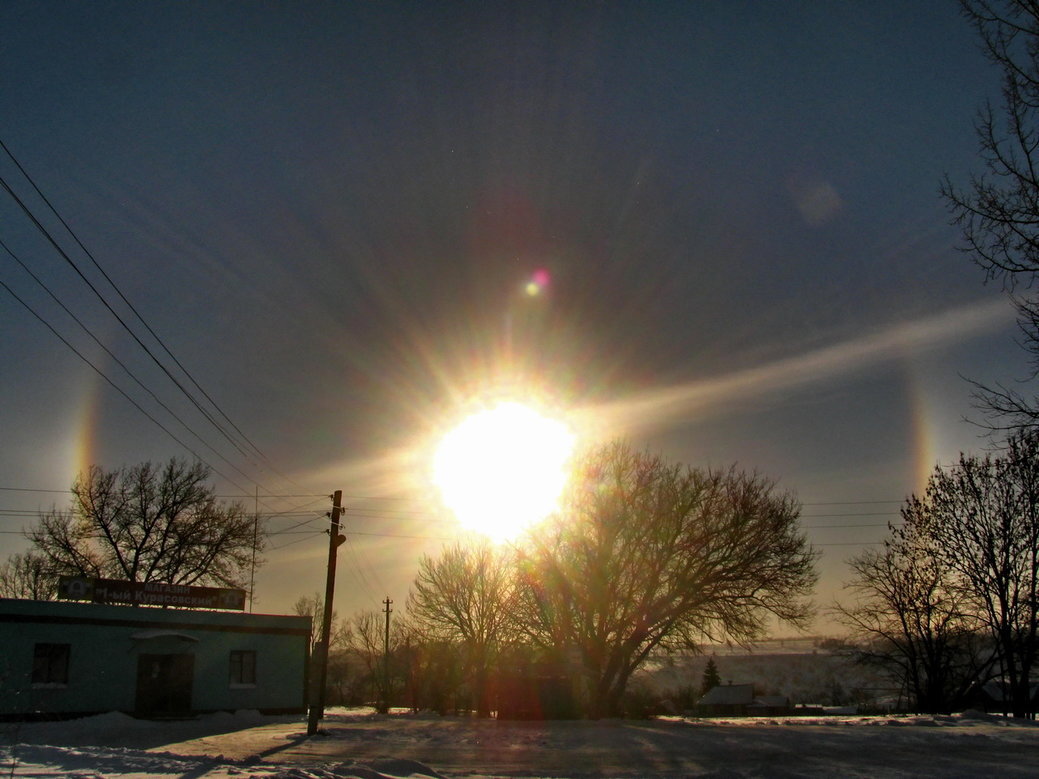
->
[0, 2, 1025, 628]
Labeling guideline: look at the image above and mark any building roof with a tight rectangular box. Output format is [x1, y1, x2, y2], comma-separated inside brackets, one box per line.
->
[0, 597, 310, 635]
[749, 695, 790, 708]
[975, 680, 1039, 702]
[698, 683, 754, 706]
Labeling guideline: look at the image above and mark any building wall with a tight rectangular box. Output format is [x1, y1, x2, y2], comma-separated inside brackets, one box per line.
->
[0, 598, 310, 718]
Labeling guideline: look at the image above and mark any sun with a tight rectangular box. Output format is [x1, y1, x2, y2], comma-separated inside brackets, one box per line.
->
[432, 401, 576, 542]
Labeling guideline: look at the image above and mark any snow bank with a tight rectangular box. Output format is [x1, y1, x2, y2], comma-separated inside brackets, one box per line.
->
[3, 707, 1038, 778]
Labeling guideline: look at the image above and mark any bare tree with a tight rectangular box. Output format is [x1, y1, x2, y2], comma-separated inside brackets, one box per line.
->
[294, 592, 358, 705]
[346, 609, 401, 708]
[400, 631, 467, 714]
[516, 441, 817, 718]
[293, 593, 325, 649]
[0, 551, 56, 600]
[943, 1, 1039, 429]
[293, 592, 348, 651]
[833, 523, 990, 713]
[407, 537, 519, 716]
[905, 430, 1039, 717]
[22, 458, 263, 590]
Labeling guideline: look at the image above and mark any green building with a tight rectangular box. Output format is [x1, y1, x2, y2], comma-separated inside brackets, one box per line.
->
[0, 598, 310, 719]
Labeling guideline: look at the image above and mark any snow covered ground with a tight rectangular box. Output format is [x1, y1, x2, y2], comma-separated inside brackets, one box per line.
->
[2, 706, 1038, 778]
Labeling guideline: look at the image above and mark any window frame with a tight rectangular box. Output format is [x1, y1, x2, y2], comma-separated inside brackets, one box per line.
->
[31, 642, 70, 687]
[228, 649, 257, 688]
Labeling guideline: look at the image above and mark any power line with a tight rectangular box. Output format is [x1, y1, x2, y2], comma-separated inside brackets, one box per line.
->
[247, 495, 330, 518]
[0, 487, 69, 494]
[0, 238, 266, 488]
[0, 486, 328, 500]
[0, 513, 898, 531]
[345, 530, 455, 541]
[0, 137, 266, 465]
[269, 532, 324, 551]
[339, 494, 428, 502]
[0, 484, 914, 509]
[0, 277, 256, 495]
[343, 506, 444, 517]
[217, 493, 326, 499]
[0, 501, 907, 532]
[340, 534, 381, 602]
[802, 500, 903, 506]
[0, 173, 257, 464]
[805, 523, 897, 529]
[801, 512, 900, 518]
[267, 516, 328, 536]
[0, 140, 310, 504]
[342, 510, 454, 523]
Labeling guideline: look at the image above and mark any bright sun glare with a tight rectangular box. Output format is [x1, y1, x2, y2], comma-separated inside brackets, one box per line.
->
[432, 401, 576, 542]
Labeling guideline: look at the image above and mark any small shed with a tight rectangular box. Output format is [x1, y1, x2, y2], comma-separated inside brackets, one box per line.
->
[0, 598, 310, 719]
[747, 694, 792, 716]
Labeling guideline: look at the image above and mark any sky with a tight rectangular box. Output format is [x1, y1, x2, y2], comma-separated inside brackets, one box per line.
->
[0, 1, 1028, 631]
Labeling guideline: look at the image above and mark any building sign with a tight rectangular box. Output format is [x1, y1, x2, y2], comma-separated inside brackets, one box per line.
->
[57, 576, 246, 611]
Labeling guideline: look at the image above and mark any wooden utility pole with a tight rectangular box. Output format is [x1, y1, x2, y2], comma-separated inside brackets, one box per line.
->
[249, 485, 258, 613]
[307, 490, 344, 736]
[382, 596, 393, 713]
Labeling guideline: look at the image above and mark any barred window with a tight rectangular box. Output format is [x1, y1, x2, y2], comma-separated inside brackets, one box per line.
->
[229, 650, 256, 685]
[32, 643, 70, 685]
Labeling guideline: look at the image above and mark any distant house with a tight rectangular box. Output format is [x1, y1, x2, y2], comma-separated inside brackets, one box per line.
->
[696, 683, 754, 716]
[696, 683, 791, 717]
[0, 598, 310, 720]
[965, 679, 1039, 716]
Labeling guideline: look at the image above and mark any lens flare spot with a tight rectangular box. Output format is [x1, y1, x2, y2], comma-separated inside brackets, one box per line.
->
[523, 268, 551, 297]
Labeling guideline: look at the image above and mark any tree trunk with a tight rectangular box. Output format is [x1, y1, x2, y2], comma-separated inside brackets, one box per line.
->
[474, 664, 491, 718]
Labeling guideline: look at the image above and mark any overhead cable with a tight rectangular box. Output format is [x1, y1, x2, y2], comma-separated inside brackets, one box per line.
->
[0, 138, 266, 463]
[0, 277, 256, 495]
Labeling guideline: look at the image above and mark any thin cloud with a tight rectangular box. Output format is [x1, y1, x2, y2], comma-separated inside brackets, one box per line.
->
[576, 298, 1015, 437]
[299, 298, 1014, 498]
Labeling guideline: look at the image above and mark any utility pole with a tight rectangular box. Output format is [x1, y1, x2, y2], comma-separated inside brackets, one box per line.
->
[382, 596, 393, 713]
[249, 485, 258, 613]
[307, 490, 344, 736]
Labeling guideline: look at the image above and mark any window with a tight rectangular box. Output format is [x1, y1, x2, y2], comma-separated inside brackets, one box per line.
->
[32, 643, 70, 686]
[229, 650, 256, 686]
